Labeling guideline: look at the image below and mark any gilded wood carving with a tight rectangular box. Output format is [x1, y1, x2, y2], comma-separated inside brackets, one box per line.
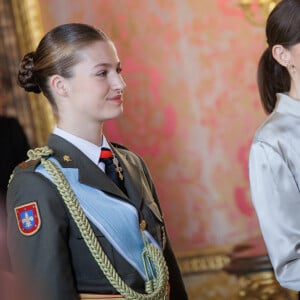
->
[3, 0, 54, 146]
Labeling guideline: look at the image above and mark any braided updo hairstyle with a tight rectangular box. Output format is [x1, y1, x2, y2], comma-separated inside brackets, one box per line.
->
[17, 23, 109, 112]
[257, 0, 300, 114]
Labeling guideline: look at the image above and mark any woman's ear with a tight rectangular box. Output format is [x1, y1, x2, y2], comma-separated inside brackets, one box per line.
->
[49, 75, 69, 97]
[272, 44, 291, 67]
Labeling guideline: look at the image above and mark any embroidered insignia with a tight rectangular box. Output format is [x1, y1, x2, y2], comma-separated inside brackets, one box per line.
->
[63, 155, 72, 162]
[14, 202, 41, 236]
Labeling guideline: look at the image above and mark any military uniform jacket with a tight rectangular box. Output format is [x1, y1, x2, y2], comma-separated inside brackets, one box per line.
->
[6, 134, 188, 300]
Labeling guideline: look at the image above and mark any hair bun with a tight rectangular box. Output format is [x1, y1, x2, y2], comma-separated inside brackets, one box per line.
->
[17, 52, 41, 93]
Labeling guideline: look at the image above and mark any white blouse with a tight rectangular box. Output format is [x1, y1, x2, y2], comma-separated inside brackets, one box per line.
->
[249, 93, 300, 291]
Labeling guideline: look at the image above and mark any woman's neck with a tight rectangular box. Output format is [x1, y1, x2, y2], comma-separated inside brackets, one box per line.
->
[56, 122, 103, 146]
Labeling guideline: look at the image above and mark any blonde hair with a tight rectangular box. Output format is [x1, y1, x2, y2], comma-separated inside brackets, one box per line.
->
[18, 23, 109, 112]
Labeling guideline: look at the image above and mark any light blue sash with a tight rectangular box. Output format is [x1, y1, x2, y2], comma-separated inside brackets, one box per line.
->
[36, 157, 160, 280]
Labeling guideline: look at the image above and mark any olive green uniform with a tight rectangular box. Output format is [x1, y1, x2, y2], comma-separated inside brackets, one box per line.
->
[6, 134, 187, 300]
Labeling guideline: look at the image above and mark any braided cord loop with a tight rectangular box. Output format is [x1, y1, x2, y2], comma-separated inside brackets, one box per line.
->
[32, 147, 168, 300]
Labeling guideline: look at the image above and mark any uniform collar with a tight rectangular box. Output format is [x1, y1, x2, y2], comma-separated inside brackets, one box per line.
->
[53, 126, 110, 166]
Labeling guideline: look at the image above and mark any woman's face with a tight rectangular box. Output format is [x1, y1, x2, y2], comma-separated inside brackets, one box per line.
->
[61, 40, 126, 126]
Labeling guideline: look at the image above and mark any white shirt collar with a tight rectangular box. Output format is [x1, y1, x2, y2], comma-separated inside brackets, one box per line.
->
[53, 126, 110, 166]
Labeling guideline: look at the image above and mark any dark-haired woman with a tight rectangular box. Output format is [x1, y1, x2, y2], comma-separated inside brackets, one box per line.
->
[6, 23, 187, 300]
[249, 0, 300, 293]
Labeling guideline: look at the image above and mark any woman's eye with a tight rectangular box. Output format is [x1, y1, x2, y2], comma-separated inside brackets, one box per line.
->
[97, 70, 107, 77]
[117, 67, 123, 74]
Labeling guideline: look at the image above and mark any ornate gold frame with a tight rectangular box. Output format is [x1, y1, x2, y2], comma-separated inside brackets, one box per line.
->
[11, 0, 54, 146]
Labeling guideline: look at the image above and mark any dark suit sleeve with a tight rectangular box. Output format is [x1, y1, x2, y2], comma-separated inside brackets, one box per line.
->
[6, 168, 79, 300]
[10, 118, 30, 163]
[139, 157, 188, 300]
[0, 117, 30, 195]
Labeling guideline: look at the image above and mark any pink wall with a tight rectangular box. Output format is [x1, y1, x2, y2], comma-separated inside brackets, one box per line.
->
[38, 0, 267, 253]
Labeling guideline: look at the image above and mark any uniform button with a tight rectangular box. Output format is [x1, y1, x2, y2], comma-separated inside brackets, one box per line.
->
[139, 220, 147, 230]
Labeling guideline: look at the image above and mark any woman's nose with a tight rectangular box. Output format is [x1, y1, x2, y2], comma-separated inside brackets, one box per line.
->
[112, 74, 126, 91]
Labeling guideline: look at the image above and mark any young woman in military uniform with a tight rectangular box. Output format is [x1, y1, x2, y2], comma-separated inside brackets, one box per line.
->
[6, 23, 188, 300]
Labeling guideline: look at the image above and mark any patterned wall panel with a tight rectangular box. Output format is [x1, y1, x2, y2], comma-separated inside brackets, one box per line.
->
[38, 0, 267, 254]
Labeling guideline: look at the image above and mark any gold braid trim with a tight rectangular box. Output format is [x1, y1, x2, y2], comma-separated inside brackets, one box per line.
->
[31, 146, 169, 300]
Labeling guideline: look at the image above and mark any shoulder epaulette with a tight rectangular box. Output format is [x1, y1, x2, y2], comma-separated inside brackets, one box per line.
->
[8, 146, 53, 186]
[18, 158, 41, 169]
[17, 146, 54, 170]
[8, 157, 42, 186]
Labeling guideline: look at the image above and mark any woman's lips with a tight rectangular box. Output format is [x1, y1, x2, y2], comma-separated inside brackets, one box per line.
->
[108, 95, 123, 103]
